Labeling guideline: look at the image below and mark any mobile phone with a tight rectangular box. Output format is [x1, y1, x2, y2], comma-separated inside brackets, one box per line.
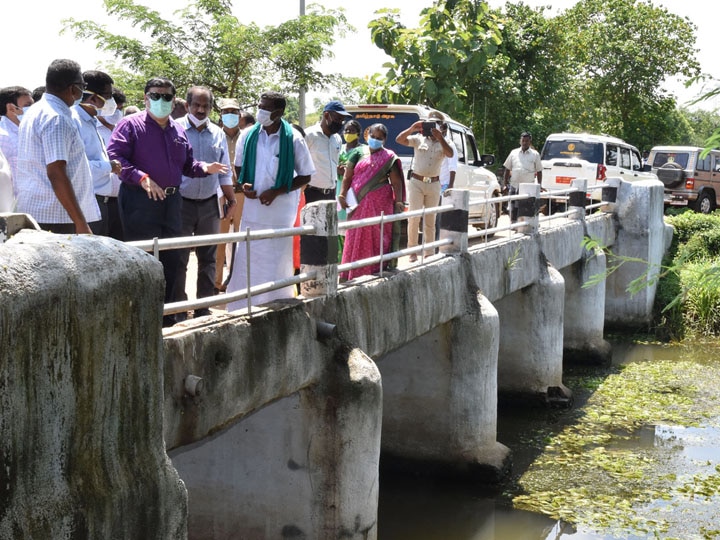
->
[422, 121, 437, 137]
[222, 202, 229, 218]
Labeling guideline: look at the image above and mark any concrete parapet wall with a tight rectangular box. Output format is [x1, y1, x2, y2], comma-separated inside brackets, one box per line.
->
[0, 230, 186, 539]
[605, 179, 673, 327]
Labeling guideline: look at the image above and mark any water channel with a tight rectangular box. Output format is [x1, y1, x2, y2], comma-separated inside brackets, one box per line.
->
[377, 339, 720, 539]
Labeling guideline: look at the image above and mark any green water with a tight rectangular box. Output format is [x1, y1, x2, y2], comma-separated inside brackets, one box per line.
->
[378, 340, 720, 539]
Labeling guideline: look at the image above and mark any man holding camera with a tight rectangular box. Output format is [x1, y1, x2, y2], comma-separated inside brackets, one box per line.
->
[396, 110, 454, 262]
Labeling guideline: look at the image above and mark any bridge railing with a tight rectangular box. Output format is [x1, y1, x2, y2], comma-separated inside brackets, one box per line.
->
[125, 178, 620, 318]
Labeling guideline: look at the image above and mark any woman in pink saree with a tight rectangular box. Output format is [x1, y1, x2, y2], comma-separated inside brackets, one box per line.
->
[338, 123, 405, 280]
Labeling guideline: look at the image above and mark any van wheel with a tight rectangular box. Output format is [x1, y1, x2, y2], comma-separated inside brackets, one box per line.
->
[694, 192, 715, 214]
[656, 162, 685, 188]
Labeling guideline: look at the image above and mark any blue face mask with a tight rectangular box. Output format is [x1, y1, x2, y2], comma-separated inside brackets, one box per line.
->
[368, 137, 384, 150]
[148, 97, 173, 118]
[222, 113, 239, 129]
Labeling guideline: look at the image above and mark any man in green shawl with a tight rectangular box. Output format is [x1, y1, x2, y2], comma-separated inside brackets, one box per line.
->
[226, 91, 315, 311]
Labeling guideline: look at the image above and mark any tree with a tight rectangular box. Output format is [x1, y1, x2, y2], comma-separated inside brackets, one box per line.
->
[63, 0, 349, 110]
[557, 0, 700, 146]
[362, 0, 701, 162]
[365, 1, 502, 123]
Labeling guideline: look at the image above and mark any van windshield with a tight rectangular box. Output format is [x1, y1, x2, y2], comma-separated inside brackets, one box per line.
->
[651, 152, 690, 169]
[349, 110, 422, 157]
[541, 140, 604, 164]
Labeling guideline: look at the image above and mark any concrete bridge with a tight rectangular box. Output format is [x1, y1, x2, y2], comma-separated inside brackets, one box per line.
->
[0, 178, 671, 539]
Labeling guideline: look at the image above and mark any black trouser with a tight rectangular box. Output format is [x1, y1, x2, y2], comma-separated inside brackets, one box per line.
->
[304, 185, 335, 203]
[95, 194, 124, 241]
[37, 221, 102, 234]
[119, 183, 182, 325]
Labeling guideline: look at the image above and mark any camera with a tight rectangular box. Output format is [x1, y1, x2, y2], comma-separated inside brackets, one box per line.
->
[421, 121, 438, 137]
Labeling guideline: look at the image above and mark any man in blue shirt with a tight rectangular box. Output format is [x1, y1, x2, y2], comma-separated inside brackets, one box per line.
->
[175, 86, 235, 319]
[72, 70, 123, 239]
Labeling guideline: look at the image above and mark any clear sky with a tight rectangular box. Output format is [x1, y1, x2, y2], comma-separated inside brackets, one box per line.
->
[1, 0, 716, 109]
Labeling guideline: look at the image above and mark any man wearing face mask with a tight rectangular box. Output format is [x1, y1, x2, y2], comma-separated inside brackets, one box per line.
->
[107, 77, 229, 326]
[214, 97, 246, 294]
[226, 91, 314, 311]
[72, 70, 124, 240]
[303, 100, 352, 204]
[0, 86, 34, 191]
[174, 86, 234, 319]
[96, 87, 126, 147]
[16, 59, 100, 235]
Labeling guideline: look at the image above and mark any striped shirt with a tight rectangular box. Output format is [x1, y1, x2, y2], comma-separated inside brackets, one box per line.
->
[16, 94, 100, 224]
[176, 116, 232, 200]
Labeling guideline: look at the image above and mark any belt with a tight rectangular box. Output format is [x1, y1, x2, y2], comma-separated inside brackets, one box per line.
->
[182, 194, 217, 203]
[411, 173, 439, 183]
[163, 187, 179, 195]
[306, 185, 335, 195]
[96, 195, 117, 204]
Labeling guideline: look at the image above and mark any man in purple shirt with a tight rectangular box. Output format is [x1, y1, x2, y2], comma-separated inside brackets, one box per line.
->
[107, 77, 227, 326]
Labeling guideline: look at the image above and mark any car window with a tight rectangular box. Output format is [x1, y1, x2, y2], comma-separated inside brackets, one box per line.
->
[464, 132, 478, 164]
[714, 155, 720, 173]
[350, 111, 421, 157]
[449, 129, 465, 163]
[619, 147, 632, 169]
[631, 149, 643, 171]
[697, 153, 711, 172]
[652, 152, 690, 169]
[606, 145, 618, 167]
[540, 140, 604, 163]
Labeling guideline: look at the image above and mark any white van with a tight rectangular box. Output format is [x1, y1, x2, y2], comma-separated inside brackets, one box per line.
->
[540, 132, 657, 200]
[344, 104, 501, 228]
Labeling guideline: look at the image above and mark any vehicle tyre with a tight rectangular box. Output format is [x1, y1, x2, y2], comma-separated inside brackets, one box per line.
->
[656, 162, 685, 188]
[472, 196, 499, 230]
[694, 191, 715, 214]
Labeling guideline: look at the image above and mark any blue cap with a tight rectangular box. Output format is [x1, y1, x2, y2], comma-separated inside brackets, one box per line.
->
[323, 100, 352, 117]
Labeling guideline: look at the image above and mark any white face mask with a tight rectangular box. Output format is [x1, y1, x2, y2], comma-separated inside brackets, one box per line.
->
[188, 113, 208, 127]
[100, 109, 124, 125]
[98, 97, 117, 117]
[256, 109, 275, 127]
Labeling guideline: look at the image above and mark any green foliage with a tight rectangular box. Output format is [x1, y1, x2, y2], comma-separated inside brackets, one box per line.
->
[362, 0, 701, 161]
[63, 0, 348, 108]
[366, 1, 502, 124]
[515, 357, 720, 536]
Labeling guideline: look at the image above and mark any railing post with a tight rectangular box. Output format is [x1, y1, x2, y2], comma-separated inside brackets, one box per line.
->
[517, 183, 540, 234]
[602, 177, 621, 213]
[300, 201, 338, 298]
[569, 178, 588, 221]
[439, 189, 469, 254]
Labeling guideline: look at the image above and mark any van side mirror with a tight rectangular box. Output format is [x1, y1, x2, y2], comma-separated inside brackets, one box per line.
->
[475, 154, 495, 167]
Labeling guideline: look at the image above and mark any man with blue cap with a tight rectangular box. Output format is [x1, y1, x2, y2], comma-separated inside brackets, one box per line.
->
[304, 100, 352, 204]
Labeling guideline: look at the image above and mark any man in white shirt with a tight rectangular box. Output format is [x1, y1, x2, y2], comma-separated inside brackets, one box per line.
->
[0, 148, 12, 212]
[72, 70, 123, 239]
[16, 59, 100, 234]
[439, 123, 458, 193]
[175, 86, 235, 318]
[304, 100, 351, 204]
[226, 91, 315, 311]
[503, 131, 543, 223]
[0, 86, 34, 192]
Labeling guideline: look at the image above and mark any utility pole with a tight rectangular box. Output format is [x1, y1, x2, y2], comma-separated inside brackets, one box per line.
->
[298, 0, 306, 127]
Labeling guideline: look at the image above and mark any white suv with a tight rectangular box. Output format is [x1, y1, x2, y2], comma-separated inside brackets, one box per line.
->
[345, 104, 501, 228]
[540, 133, 657, 199]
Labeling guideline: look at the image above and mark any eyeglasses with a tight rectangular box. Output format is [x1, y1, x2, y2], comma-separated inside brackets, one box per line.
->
[71, 82, 87, 93]
[84, 91, 109, 105]
[147, 92, 174, 102]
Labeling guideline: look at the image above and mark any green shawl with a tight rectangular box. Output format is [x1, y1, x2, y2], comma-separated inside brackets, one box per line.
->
[239, 119, 295, 192]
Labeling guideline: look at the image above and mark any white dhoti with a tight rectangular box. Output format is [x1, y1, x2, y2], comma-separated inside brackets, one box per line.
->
[226, 219, 295, 311]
